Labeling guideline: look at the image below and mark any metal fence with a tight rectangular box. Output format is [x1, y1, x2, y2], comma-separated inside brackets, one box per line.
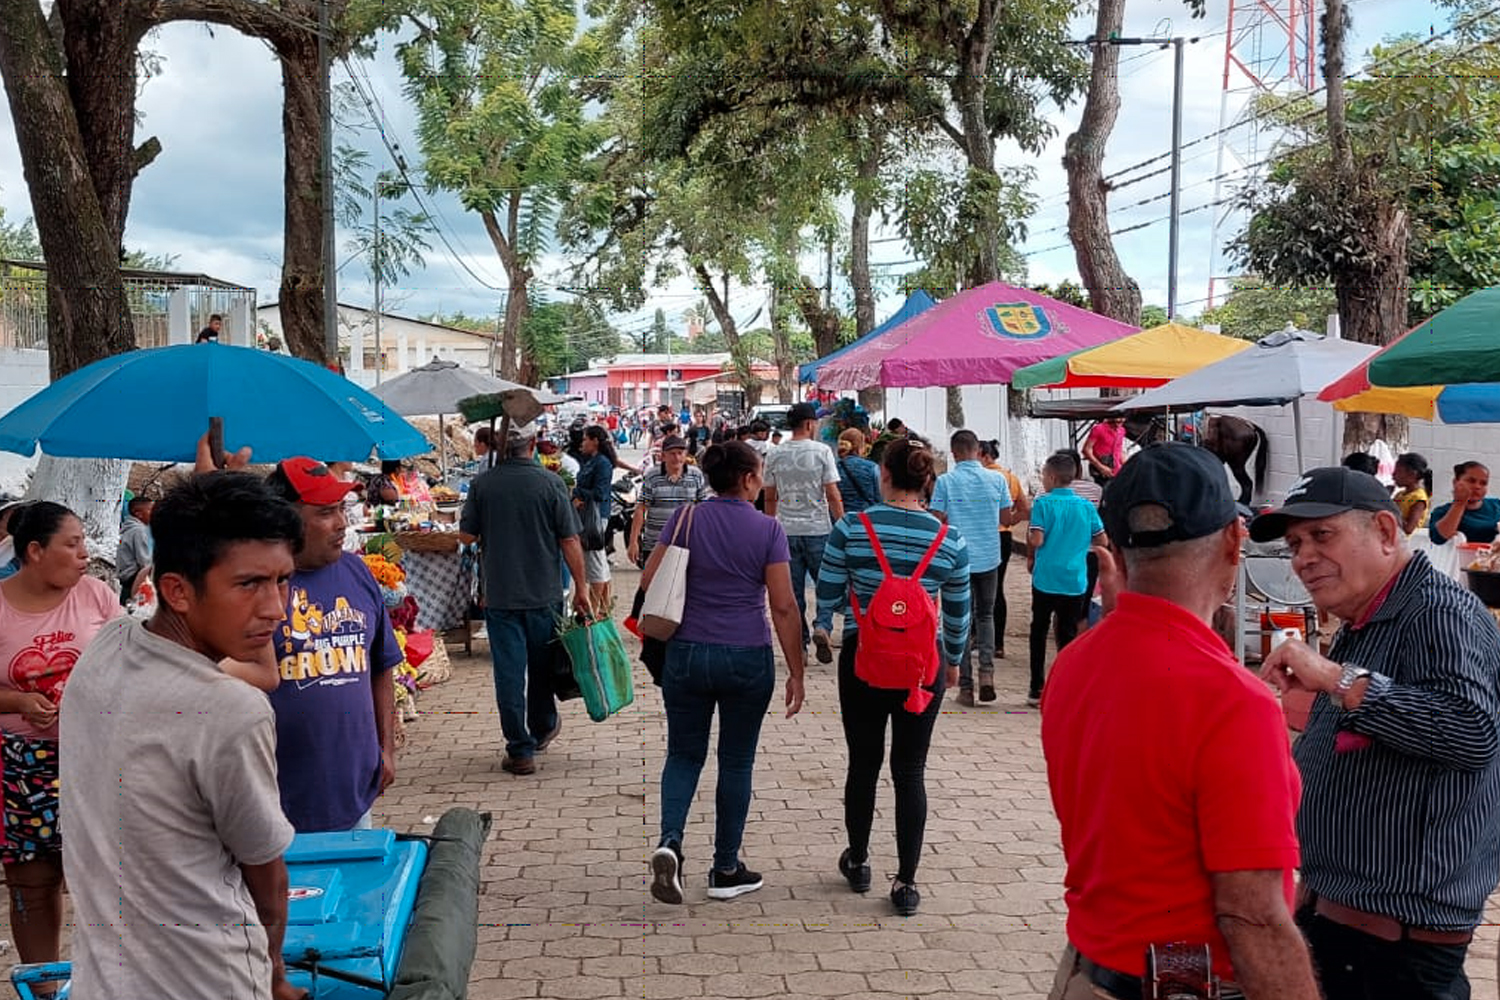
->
[0, 260, 256, 351]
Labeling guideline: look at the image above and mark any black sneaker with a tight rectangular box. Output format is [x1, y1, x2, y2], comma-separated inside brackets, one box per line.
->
[650, 842, 683, 905]
[890, 880, 920, 916]
[706, 862, 763, 900]
[837, 849, 871, 893]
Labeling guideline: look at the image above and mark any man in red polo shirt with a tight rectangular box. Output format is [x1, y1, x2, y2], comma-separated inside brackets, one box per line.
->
[1041, 444, 1317, 1000]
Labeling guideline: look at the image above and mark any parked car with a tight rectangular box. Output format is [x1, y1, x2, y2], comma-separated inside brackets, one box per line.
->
[749, 403, 792, 430]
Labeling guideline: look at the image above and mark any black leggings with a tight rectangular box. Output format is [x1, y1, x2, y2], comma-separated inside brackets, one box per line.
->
[994, 533, 1013, 644]
[1029, 588, 1084, 698]
[838, 634, 945, 885]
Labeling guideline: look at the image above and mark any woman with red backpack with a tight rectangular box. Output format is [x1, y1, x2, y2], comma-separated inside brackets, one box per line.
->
[812, 438, 971, 917]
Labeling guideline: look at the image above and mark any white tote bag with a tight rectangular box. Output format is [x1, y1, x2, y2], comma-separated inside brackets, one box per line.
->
[640, 505, 696, 641]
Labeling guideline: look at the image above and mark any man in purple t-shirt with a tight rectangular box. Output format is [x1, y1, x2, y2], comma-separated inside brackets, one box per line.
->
[265, 458, 402, 832]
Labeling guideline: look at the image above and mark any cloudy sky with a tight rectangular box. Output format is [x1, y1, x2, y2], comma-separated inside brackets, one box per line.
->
[0, 0, 1440, 341]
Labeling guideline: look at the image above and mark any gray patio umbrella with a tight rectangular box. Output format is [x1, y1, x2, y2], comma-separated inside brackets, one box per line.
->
[1111, 328, 1377, 470]
[369, 358, 572, 474]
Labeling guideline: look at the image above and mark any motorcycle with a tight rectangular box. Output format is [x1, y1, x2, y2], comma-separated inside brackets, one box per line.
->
[607, 471, 639, 557]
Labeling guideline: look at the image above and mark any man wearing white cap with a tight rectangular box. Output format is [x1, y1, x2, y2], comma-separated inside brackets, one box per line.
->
[461, 421, 592, 776]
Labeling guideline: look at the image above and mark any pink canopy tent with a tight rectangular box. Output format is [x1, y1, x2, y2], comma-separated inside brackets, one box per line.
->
[815, 282, 1140, 390]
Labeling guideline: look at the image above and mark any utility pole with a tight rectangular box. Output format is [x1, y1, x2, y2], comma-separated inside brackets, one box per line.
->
[319, 0, 338, 364]
[373, 179, 383, 385]
[1168, 36, 1185, 320]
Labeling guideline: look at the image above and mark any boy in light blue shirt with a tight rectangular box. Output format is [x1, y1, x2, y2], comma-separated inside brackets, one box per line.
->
[1026, 453, 1104, 707]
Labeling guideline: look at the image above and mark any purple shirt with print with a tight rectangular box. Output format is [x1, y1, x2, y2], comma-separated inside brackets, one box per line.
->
[269, 552, 402, 832]
[663, 498, 790, 648]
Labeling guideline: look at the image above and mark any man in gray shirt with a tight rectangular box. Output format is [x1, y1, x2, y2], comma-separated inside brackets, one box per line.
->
[63, 471, 301, 1000]
[764, 402, 844, 651]
[461, 420, 591, 776]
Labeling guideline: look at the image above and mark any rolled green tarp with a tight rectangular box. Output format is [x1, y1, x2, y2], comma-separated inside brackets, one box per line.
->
[388, 807, 492, 1000]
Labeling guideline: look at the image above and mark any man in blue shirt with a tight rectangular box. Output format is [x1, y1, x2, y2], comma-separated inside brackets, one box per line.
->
[930, 430, 1011, 706]
[1027, 453, 1105, 707]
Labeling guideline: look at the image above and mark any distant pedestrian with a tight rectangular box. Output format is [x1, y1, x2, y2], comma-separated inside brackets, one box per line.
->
[1081, 416, 1127, 486]
[645, 441, 805, 905]
[1027, 453, 1104, 707]
[575, 425, 617, 611]
[833, 429, 881, 516]
[1392, 451, 1432, 535]
[460, 421, 591, 776]
[979, 439, 1028, 660]
[195, 314, 223, 343]
[814, 438, 970, 917]
[764, 402, 844, 650]
[116, 495, 154, 605]
[930, 430, 1010, 706]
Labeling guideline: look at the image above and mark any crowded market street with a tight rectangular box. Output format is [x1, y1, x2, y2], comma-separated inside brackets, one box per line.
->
[286, 559, 1500, 1000]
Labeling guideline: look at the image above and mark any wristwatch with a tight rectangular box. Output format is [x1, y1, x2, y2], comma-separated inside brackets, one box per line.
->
[1333, 663, 1372, 707]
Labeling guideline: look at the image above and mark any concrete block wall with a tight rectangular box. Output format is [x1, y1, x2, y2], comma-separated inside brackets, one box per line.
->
[0, 347, 49, 493]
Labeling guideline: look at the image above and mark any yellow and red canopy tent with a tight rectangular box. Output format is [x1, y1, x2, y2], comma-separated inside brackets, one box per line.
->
[1010, 322, 1252, 390]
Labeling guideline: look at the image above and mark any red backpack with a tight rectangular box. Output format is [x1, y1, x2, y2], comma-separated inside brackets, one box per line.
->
[848, 513, 948, 713]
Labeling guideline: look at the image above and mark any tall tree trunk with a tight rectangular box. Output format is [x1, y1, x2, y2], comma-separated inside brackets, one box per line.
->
[850, 141, 883, 415]
[794, 276, 841, 359]
[60, 0, 154, 250]
[694, 263, 760, 407]
[277, 31, 331, 365]
[1063, 1, 1143, 325]
[850, 141, 879, 340]
[482, 200, 533, 380]
[1321, 0, 1409, 454]
[0, 0, 135, 379]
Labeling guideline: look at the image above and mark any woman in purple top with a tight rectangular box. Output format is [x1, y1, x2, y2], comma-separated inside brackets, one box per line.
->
[641, 441, 806, 906]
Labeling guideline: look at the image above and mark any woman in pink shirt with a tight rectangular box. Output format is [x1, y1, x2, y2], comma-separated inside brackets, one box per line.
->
[1082, 416, 1128, 486]
[0, 502, 120, 964]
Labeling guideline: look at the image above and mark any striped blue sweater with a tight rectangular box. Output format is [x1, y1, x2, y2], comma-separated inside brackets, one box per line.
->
[814, 505, 971, 666]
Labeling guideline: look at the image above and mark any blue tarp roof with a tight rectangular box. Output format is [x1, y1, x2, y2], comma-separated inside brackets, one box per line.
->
[798, 290, 938, 383]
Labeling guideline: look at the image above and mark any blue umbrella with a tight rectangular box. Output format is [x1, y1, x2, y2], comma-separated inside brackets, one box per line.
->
[0, 343, 429, 462]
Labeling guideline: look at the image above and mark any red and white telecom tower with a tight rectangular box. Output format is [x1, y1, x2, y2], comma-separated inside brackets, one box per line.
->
[1207, 0, 1319, 308]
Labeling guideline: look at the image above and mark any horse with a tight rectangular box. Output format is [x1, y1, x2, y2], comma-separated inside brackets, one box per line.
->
[1121, 413, 1269, 504]
[1201, 414, 1268, 504]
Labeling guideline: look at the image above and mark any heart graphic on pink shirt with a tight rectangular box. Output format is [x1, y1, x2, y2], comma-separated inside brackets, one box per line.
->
[9, 645, 77, 704]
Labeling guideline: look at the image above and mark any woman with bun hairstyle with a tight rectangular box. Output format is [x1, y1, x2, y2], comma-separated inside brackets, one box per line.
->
[1430, 460, 1500, 544]
[1391, 452, 1433, 536]
[643, 441, 806, 906]
[813, 438, 971, 917]
[0, 501, 122, 965]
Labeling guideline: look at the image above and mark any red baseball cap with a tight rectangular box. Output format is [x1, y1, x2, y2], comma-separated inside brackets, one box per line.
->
[277, 457, 362, 505]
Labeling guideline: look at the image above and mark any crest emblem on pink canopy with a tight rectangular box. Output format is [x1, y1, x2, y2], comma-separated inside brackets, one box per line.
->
[815, 282, 1138, 390]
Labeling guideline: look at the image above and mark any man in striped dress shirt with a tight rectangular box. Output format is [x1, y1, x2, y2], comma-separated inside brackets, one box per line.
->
[1257, 466, 1500, 1000]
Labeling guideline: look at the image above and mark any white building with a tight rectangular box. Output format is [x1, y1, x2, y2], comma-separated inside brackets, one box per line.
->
[255, 303, 499, 389]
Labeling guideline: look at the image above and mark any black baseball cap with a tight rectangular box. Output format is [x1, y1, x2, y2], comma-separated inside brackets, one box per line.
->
[1249, 467, 1400, 542]
[787, 402, 819, 426]
[1100, 443, 1242, 549]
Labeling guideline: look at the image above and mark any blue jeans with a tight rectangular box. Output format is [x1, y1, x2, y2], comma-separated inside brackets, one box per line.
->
[659, 640, 776, 872]
[485, 605, 561, 760]
[786, 533, 828, 644]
